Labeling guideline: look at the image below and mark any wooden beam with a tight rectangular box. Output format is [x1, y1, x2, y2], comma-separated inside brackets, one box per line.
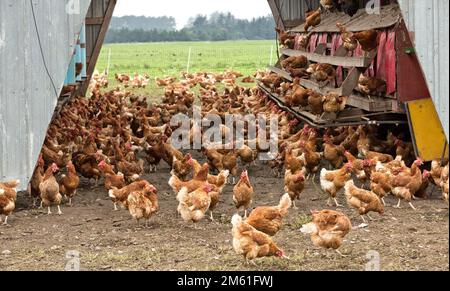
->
[347, 94, 394, 112]
[267, 0, 285, 31]
[340, 67, 361, 96]
[300, 78, 341, 95]
[85, 17, 104, 25]
[81, 0, 117, 96]
[335, 45, 349, 57]
[258, 82, 407, 129]
[267, 66, 293, 82]
[314, 43, 327, 55]
[282, 48, 373, 68]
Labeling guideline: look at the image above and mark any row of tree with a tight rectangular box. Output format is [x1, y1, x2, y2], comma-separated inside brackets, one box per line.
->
[109, 15, 177, 31]
[105, 13, 276, 43]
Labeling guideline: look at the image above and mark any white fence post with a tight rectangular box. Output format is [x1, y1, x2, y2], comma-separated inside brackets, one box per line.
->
[269, 46, 274, 66]
[187, 47, 192, 73]
[106, 48, 111, 75]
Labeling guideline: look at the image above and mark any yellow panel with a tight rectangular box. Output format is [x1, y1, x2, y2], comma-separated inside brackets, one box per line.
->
[407, 99, 449, 161]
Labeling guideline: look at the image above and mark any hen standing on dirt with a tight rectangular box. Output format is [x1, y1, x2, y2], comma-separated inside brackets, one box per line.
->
[39, 163, 63, 215]
[233, 170, 254, 218]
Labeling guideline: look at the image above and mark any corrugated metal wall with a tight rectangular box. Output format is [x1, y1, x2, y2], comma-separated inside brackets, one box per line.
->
[398, 0, 449, 141]
[0, 0, 91, 190]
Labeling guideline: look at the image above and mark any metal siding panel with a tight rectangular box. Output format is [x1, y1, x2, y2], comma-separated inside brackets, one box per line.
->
[0, 0, 91, 190]
[398, 0, 449, 141]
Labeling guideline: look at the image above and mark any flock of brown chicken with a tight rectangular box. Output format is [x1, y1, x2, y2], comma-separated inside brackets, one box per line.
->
[0, 66, 448, 264]
[272, 5, 388, 121]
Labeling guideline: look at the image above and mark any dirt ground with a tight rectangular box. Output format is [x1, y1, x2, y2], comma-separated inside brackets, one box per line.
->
[0, 154, 448, 271]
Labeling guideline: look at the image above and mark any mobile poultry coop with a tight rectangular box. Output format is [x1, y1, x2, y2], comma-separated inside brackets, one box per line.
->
[0, 0, 116, 190]
[264, 0, 449, 162]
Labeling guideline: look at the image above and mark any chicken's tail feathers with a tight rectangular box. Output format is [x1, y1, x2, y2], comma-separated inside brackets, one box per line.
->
[320, 167, 328, 178]
[231, 213, 243, 227]
[300, 222, 317, 234]
[344, 179, 354, 189]
[131, 174, 140, 182]
[108, 189, 116, 199]
[168, 175, 181, 189]
[279, 193, 292, 211]
[223, 169, 230, 177]
[176, 187, 189, 202]
[191, 211, 205, 223]
[3, 179, 21, 189]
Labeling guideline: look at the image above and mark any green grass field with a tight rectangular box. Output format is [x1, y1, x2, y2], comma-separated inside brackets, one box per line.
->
[96, 40, 277, 78]
[94, 40, 276, 99]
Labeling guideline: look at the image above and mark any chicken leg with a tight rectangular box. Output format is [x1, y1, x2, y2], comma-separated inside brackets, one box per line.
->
[210, 211, 215, 221]
[336, 250, 348, 257]
[47, 207, 52, 215]
[394, 199, 402, 209]
[409, 202, 417, 211]
[57, 205, 63, 215]
[361, 215, 367, 224]
[333, 198, 342, 207]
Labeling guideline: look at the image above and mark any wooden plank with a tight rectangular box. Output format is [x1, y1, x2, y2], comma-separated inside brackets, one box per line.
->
[267, 66, 293, 82]
[258, 82, 407, 129]
[300, 78, 342, 95]
[267, 0, 285, 31]
[340, 67, 361, 96]
[396, 20, 432, 102]
[81, 0, 117, 96]
[92, 0, 104, 17]
[335, 45, 349, 57]
[346, 94, 393, 112]
[297, 110, 328, 125]
[282, 48, 372, 67]
[289, 3, 401, 33]
[85, 17, 104, 25]
[314, 43, 327, 55]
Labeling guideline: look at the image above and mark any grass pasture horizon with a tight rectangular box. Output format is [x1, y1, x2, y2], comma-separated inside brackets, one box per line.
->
[94, 40, 276, 98]
[96, 40, 277, 78]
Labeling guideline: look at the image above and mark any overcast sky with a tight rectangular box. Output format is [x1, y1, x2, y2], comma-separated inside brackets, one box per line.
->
[114, 0, 272, 29]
